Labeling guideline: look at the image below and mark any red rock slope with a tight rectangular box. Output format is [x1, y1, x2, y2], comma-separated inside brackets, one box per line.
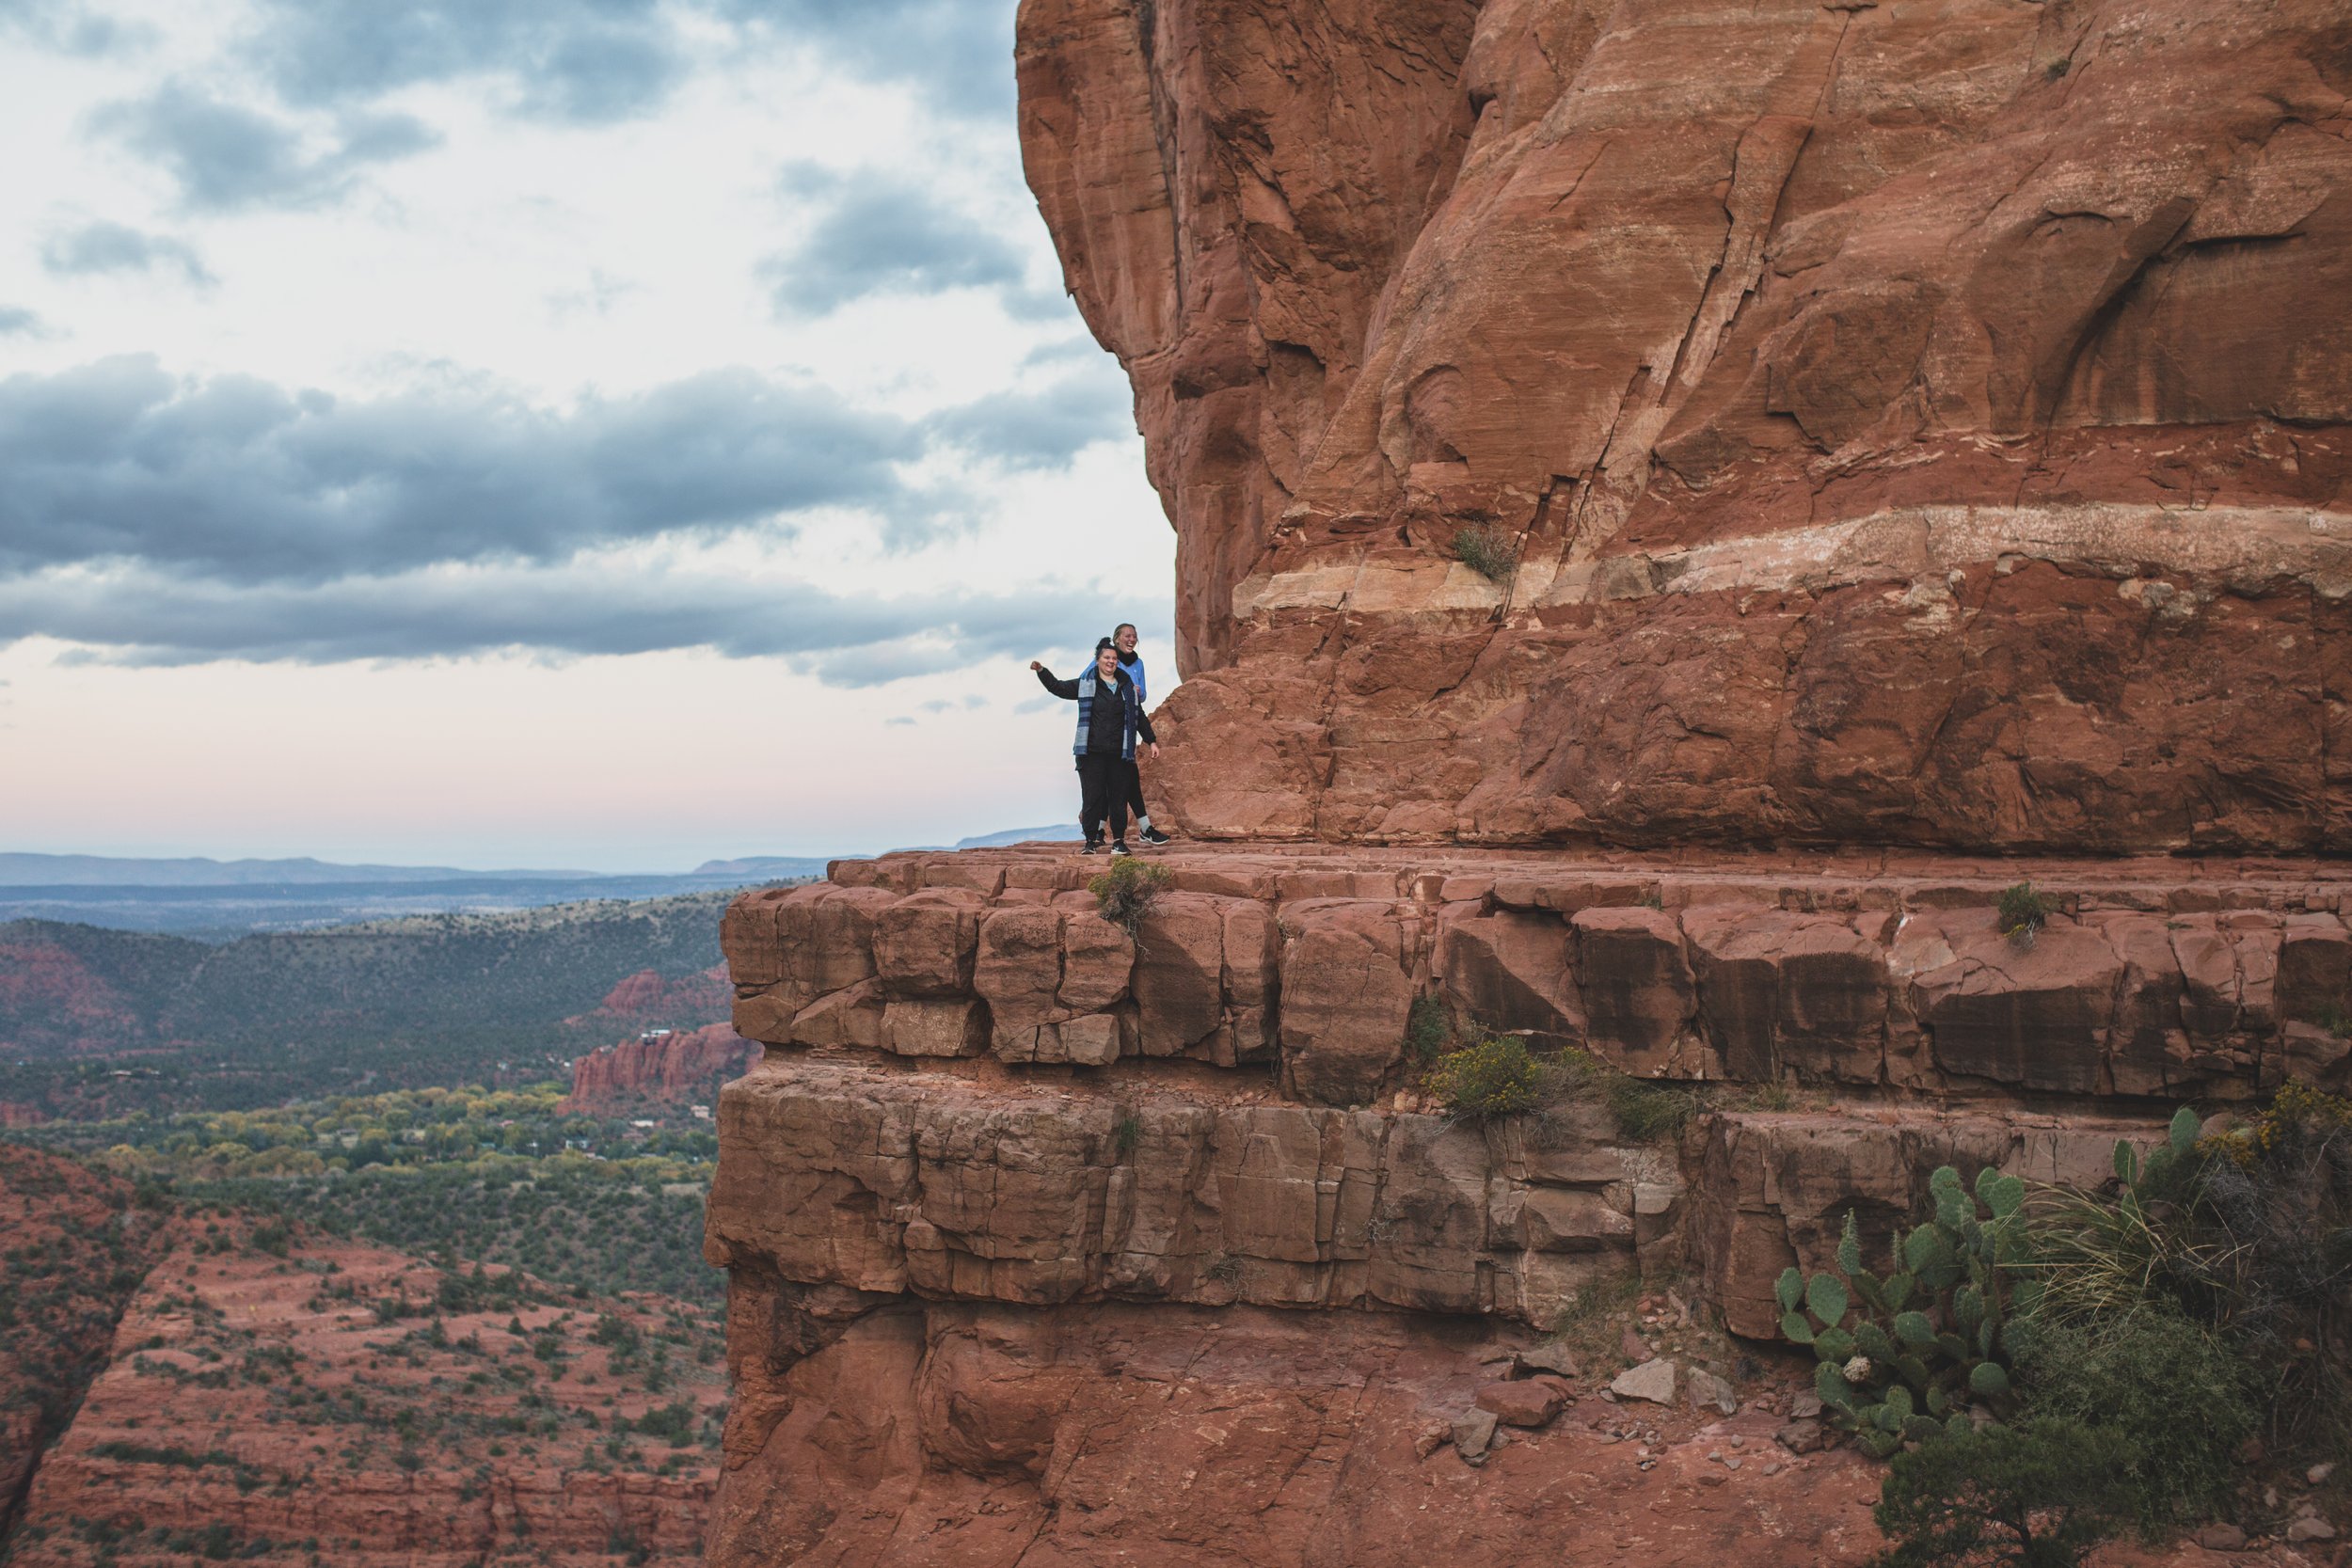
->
[5, 1220, 727, 1566]
[0, 1146, 167, 1544]
[1018, 0, 2352, 852]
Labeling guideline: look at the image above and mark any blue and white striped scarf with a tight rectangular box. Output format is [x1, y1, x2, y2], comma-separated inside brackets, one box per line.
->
[1073, 666, 1141, 760]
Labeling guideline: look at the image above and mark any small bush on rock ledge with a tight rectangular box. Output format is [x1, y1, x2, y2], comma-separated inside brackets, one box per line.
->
[1089, 858, 1173, 937]
[1556, 1046, 1696, 1142]
[1996, 881, 2058, 945]
[1451, 523, 1518, 583]
[1426, 1037, 1547, 1118]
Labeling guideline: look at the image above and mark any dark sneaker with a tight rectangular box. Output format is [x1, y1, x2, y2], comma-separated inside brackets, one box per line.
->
[1080, 839, 1104, 855]
[1110, 841, 1132, 856]
[1139, 826, 1172, 845]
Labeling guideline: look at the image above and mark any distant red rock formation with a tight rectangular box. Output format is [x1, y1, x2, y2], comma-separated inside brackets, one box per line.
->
[562, 1022, 760, 1113]
[0, 1101, 42, 1129]
[576, 965, 732, 1023]
[0, 940, 145, 1057]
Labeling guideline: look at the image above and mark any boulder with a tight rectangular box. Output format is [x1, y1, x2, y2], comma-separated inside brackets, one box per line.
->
[1474, 1378, 1567, 1428]
[1452, 1407, 1500, 1463]
[1685, 1368, 1738, 1416]
[1610, 1359, 1677, 1405]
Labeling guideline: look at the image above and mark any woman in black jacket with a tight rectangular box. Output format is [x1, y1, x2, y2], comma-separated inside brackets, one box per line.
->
[1029, 637, 1158, 854]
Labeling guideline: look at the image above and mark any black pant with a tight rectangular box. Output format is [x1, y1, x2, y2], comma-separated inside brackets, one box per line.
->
[1122, 757, 1148, 824]
[1076, 752, 1130, 843]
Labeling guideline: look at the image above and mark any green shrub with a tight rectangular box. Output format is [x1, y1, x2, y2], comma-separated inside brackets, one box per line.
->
[1872, 1418, 2134, 1568]
[1607, 1077, 1697, 1141]
[1405, 996, 1452, 1065]
[1554, 1047, 1695, 1143]
[1451, 524, 1518, 583]
[1425, 1037, 1547, 1118]
[2008, 1306, 2255, 1535]
[1089, 858, 1173, 938]
[1995, 882, 2057, 942]
[1111, 1113, 1142, 1156]
[1779, 1165, 2028, 1457]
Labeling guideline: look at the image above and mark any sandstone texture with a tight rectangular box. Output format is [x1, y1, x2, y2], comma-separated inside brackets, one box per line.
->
[706, 1290, 1901, 1567]
[1018, 0, 2352, 852]
[702, 844, 2352, 1560]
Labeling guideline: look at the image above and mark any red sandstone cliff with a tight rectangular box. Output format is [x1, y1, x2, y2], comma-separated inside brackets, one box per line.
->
[562, 1021, 760, 1113]
[702, 846, 2349, 1561]
[1018, 0, 2352, 852]
[695, 3, 2352, 1559]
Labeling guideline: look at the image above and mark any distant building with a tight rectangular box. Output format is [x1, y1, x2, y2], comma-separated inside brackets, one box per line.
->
[690, 1104, 711, 1121]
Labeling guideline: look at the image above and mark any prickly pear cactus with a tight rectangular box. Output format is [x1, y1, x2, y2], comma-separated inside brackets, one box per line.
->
[1774, 1164, 2026, 1458]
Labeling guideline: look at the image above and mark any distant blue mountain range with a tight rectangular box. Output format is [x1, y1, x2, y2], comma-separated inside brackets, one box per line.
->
[0, 831, 1078, 937]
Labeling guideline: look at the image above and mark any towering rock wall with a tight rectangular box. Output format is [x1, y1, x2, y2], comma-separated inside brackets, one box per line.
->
[700, 5, 2352, 1558]
[1018, 0, 2352, 850]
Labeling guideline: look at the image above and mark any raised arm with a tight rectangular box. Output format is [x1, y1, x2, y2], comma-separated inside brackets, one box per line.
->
[1032, 663, 1080, 700]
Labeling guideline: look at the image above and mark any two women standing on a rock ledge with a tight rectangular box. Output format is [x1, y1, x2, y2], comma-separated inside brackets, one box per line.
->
[1030, 626, 1167, 856]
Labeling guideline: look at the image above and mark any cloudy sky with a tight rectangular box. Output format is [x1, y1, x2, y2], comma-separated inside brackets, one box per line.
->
[0, 0, 1174, 870]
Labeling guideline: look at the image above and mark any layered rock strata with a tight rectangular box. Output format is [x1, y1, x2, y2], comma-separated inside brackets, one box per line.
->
[723, 845, 2352, 1108]
[1016, 0, 2352, 851]
[562, 1021, 758, 1112]
[703, 845, 2351, 1558]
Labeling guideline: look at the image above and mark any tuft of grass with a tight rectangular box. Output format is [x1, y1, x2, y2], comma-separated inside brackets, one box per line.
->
[1451, 523, 1518, 583]
[1996, 880, 2058, 944]
[1554, 1047, 1697, 1143]
[1111, 1113, 1142, 1157]
[2314, 1002, 2352, 1041]
[1089, 857, 1173, 938]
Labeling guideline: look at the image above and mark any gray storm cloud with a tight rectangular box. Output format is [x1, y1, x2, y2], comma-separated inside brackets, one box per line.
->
[0, 356, 1140, 675]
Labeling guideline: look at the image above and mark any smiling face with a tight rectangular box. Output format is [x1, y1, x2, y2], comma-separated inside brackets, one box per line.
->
[1115, 624, 1137, 655]
[1095, 645, 1120, 678]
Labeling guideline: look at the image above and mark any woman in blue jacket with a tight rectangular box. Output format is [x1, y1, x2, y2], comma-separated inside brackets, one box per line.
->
[1030, 637, 1158, 854]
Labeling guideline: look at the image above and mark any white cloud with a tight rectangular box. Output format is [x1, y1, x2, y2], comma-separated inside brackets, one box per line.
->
[0, 0, 1176, 863]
